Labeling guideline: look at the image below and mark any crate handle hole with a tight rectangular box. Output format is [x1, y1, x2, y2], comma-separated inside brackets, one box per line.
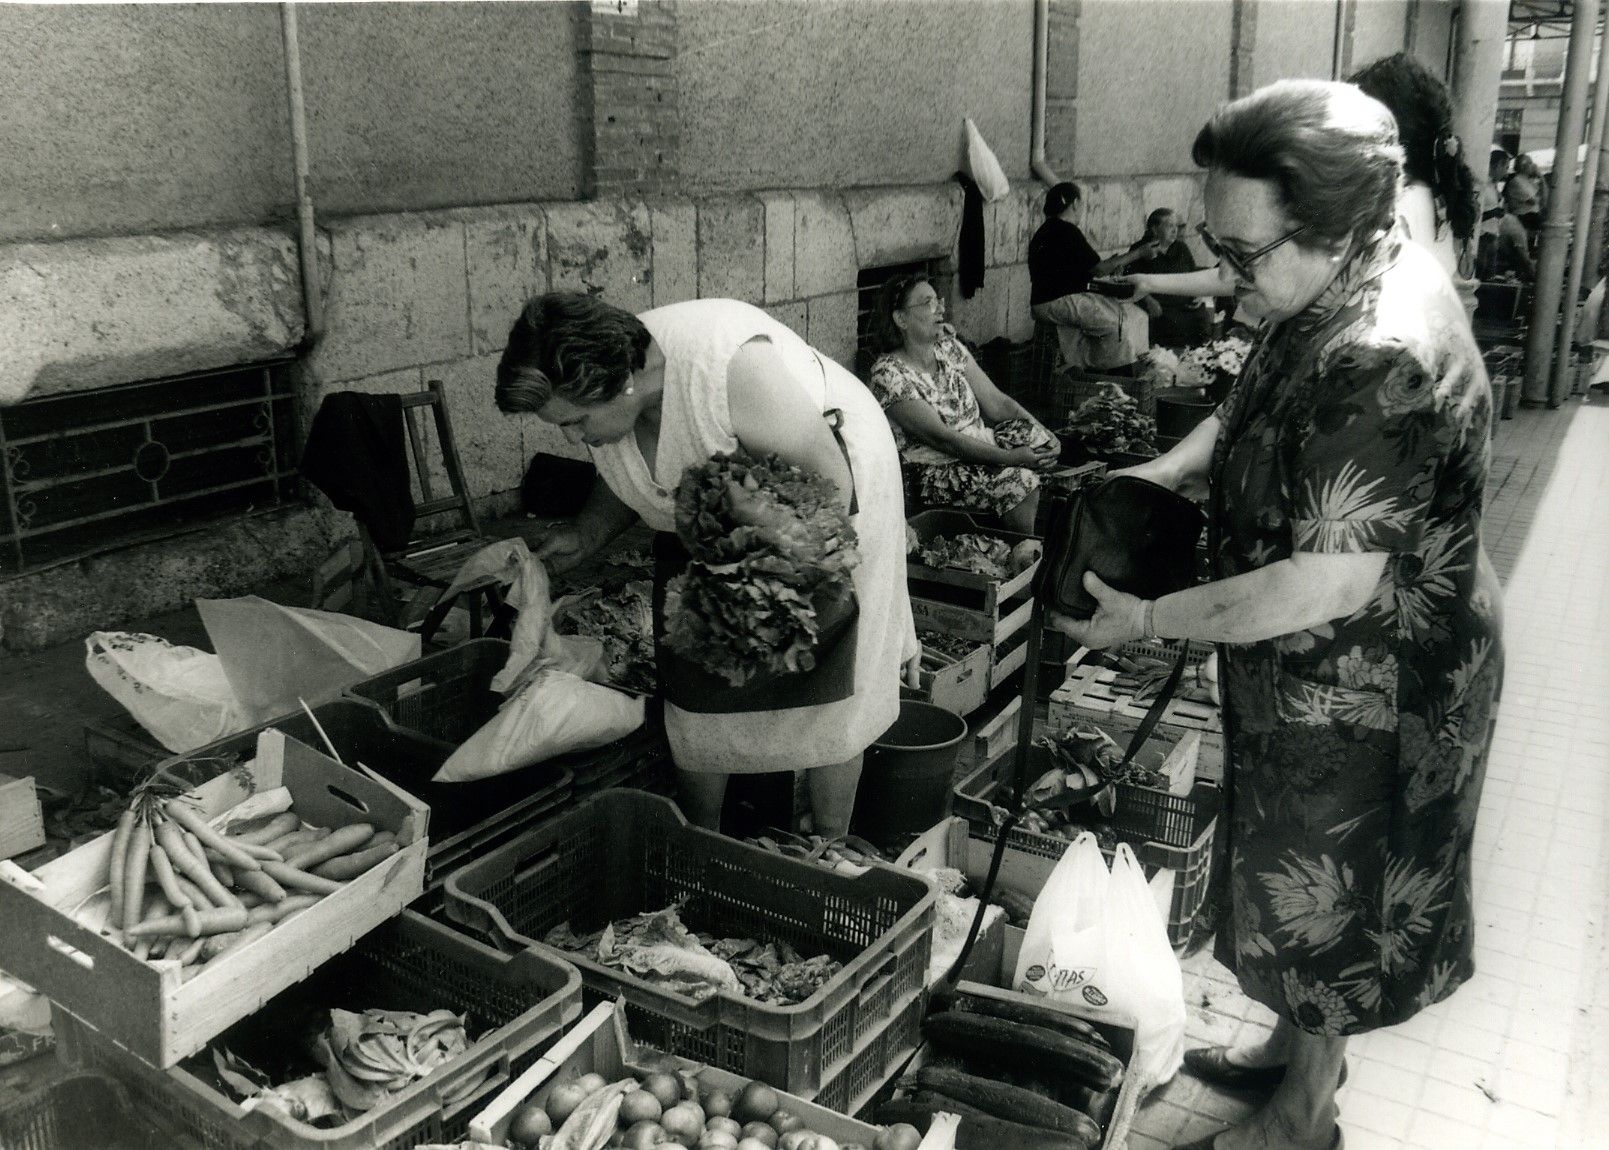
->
[47, 936, 95, 970]
[325, 784, 371, 814]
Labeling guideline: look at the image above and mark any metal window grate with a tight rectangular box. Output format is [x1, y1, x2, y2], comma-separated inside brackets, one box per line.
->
[854, 259, 953, 379]
[0, 362, 299, 577]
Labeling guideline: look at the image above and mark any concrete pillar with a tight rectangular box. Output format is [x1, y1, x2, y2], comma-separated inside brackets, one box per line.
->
[1451, 0, 1510, 169]
[1554, 52, 1609, 399]
[1522, 0, 1600, 406]
[1584, 121, 1609, 300]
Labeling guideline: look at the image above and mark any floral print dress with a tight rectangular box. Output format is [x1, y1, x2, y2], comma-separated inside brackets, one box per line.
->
[1209, 231, 1504, 1035]
[868, 327, 1056, 517]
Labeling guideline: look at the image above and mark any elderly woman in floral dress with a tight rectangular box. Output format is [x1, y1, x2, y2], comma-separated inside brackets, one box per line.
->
[1055, 79, 1503, 1150]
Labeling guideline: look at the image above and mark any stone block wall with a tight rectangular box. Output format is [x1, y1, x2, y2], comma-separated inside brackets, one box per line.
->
[0, 173, 1201, 649]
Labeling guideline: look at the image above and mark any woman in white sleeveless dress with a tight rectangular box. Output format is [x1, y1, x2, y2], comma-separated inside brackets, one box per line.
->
[495, 293, 919, 837]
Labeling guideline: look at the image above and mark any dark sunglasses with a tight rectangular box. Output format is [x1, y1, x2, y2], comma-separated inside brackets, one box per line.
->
[1198, 222, 1307, 282]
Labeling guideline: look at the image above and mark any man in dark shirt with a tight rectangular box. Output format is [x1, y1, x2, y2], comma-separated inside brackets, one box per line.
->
[1125, 209, 1214, 348]
[1028, 182, 1155, 370]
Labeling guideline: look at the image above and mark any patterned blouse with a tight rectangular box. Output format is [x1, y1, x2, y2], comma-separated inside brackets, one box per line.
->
[867, 326, 993, 464]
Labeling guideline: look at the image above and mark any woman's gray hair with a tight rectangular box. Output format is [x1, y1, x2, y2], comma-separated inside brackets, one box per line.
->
[1191, 79, 1403, 248]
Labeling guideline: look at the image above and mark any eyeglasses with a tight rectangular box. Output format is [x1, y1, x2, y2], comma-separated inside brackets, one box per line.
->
[1197, 222, 1307, 282]
[901, 294, 944, 315]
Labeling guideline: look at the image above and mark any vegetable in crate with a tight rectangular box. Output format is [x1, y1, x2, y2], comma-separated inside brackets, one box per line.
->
[553, 581, 657, 695]
[665, 450, 859, 688]
[916, 534, 1012, 579]
[1057, 389, 1156, 457]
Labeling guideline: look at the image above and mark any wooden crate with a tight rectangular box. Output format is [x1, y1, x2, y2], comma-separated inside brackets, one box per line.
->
[471, 1000, 885, 1148]
[0, 730, 428, 1069]
[0, 773, 45, 861]
[1049, 664, 1223, 781]
[908, 638, 992, 717]
[907, 510, 1039, 646]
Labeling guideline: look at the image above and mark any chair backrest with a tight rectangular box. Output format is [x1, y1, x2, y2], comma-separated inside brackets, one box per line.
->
[393, 379, 482, 556]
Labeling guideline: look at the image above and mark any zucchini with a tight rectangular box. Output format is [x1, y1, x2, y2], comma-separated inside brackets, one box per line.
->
[913, 1067, 1103, 1144]
[923, 1011, 1124, 1092]
[953, 991, 1114, 1050]
[877, 1097, 1091, 1150]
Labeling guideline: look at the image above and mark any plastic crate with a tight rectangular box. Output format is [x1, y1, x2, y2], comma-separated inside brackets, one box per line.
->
[0, 1071, 175, 1150]
[1046, 366, 1156, 423]
[53, 911, 583, 1150]
[133, 698, 575, 894]
[953, 749, 1219, 947]
[442, 789, 935, 1102]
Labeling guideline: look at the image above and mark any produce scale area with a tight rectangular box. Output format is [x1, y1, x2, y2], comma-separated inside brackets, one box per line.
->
[1, 393, 1605, 1150]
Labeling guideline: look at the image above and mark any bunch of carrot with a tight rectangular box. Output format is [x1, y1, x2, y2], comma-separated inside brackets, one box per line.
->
[102, 781, 401, 979]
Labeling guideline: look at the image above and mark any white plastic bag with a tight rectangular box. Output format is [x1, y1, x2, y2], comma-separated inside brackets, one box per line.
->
[196, 597, 419, 726]
[432, 668, 644, 782]
[85, 632, 247, 753]
[1014, 834, 1185, 1086]
[964, 117, 1011, 203]
[440, 539, 606, 693]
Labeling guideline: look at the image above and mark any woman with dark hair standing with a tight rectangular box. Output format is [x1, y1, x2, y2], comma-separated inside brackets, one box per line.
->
[1054, 79, 1502, 1150]
[496, 295, 919, 838]
[1347, 52, 1481, 284]
[866, 273, 1059, 532]
[1029, 181, 1155, 370]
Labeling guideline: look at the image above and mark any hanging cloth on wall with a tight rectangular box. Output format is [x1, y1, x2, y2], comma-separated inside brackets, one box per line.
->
[299, 392, 416, 551]
[955, 171, 987, 299]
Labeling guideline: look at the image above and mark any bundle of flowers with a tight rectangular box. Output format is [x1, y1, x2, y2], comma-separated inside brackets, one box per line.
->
[1142, 333, 1254, 395]
[665, 451, 859, 687]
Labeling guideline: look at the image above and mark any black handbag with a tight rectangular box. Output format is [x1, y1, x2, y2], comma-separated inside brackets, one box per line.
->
[1036, 475, 1205, 619]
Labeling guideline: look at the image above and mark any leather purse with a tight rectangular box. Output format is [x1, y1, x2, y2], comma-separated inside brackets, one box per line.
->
[1036, 475, 1205, 619]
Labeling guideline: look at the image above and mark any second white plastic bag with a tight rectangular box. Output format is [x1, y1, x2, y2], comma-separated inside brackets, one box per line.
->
[1013, 834, 1186, 1087]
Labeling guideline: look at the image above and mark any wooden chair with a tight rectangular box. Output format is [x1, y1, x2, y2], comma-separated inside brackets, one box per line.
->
[355, 380, 508, 642]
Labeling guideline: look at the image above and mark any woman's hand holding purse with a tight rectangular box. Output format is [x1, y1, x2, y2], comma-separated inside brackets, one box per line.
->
[1047, 571, 1149, 649]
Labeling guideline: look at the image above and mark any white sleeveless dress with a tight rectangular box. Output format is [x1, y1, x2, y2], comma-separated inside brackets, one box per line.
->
[590, 299, 918, 773]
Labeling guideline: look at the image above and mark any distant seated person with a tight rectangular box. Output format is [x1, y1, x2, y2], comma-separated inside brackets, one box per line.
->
[868, 273, 1060, 534]
[1125, 209, 1215, 348]
[1029, 181, 1152, 372]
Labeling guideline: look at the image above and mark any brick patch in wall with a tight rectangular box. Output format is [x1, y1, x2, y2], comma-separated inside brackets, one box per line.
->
[1230, 0, 1257, 97]
[585, 0, 680, 196]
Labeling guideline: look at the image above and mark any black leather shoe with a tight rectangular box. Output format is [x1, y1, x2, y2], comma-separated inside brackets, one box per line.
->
[1181, 1046, 1349, 1091]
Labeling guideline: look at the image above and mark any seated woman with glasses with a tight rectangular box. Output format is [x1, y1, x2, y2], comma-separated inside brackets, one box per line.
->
[866, 273, 1060, 533]
[1029, 181, 1155, 372]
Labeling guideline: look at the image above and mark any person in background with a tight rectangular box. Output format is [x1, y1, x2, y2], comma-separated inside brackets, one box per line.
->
[1478, 149, 1509, 277]
[1348, 52, 1480, 292]
[498, 293, 920, 839]
[1029, 181, 1154, 372]
[1492, 205, 1536, 282]
[1505, 153, 1545, 243]
[867, 273, 1060, 534]
[1127, 208, 1216, 348]
[1054, 79, 1502, 1150]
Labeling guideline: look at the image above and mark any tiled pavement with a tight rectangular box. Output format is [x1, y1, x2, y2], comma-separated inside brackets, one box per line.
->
[1127, 394, 1609, 1149]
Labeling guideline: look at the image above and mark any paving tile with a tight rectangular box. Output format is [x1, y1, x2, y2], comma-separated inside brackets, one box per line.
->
[1405, 1106, 1484, 1148]
[1417, 1076, 1499, 1123]
[1351, 1055, 1427, 1105]
[1485, 1101, 1562, 1147]
[1345, 1091, 1417, 1139]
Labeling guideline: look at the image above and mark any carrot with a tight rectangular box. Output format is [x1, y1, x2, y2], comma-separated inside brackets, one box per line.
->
[146, 843, 191, 911]
[152, 818, 237, 909]
[366, 831, 396, 850]
[283, 824, 374, 870]
[174, 875, 215, 911]
[175, 937, 206, 965]
[121, 818, 151, 932]
[231, 841, 285, 862]
[211, 858, 236, 890]
[260, 860, 342, 895]
[245, 893, 319, 925]
[125, 906, 250, 939]
[311, 842, 399, 881]
[107, 808, 137, 930]
[198, 922, 273, 970]
[262, 828, 324, 854]
[182, 904, 202, 938]
[132, 938, 153, 960]
[225, 811, 298, 845]
[166, 799, 264, 872]
[231, 868, 288, 904]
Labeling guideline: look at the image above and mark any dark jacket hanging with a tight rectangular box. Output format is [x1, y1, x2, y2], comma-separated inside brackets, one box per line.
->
[299, 392, 417, 552]
[955, 171, 987, 299]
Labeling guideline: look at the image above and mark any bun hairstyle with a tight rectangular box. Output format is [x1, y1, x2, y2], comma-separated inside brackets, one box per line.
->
[1043, 181, 1083, 219]
[1347, 52, 1480, 241]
